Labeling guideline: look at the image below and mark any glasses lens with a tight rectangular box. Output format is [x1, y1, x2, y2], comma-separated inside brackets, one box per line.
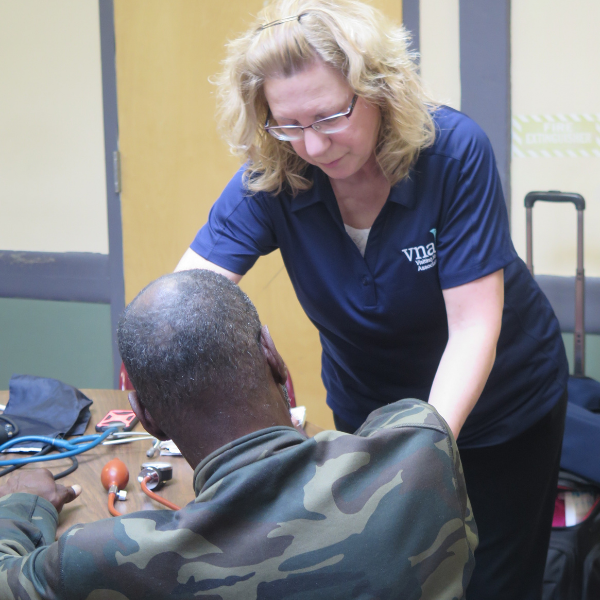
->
[267, 127, 303, 141]
[313, 115, 350, 135]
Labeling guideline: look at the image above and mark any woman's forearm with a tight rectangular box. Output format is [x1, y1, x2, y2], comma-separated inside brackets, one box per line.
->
[428, 269, 505, 439]
[428, 327, 497, 438]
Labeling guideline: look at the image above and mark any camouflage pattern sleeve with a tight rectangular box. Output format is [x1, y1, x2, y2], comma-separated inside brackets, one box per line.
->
[0, 492, 60, 600]
[0, 399, 477, 599]
[356, 398, 479, 593]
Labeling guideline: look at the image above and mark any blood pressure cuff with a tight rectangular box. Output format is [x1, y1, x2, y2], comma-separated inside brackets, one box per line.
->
[4, 374, 93, 450]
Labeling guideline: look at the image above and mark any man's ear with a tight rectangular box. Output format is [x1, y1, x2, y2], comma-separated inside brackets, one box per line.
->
[128, 391, 169, 441]
[260, 325, 288, 386]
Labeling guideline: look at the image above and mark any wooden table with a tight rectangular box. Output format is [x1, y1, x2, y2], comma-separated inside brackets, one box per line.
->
[0, 389, 323, 537]
[0, 389, 195, 535]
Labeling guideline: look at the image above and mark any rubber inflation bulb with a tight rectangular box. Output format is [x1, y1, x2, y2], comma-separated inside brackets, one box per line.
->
[101, 458, 129, 491]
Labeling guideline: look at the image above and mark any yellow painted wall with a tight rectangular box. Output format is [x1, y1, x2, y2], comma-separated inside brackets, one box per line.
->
[511, 0, 600, 277]
[113, 0, 401, 429]
[419, 0, 461, 110]
[0, 0, 108, 254]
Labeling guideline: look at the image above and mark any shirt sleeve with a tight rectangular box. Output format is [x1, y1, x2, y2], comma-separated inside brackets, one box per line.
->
[190, 168, 279, 276]
[435, 118, 517, 290]
[354, 399, 478, 593]
[0, 493, 199, 599]
[0, 493, 60, 599]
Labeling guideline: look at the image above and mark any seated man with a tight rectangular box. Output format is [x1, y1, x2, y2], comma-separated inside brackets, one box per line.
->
[0, 270, 477, 599]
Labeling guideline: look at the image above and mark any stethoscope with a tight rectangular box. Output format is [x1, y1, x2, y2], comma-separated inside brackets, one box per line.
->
[0, 412, 159, 466]
[0, 427, 121, 467]
[0, 417, 180, 514]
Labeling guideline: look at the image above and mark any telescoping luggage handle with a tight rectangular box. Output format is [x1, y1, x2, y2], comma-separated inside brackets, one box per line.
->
[525, 191, 586, 376]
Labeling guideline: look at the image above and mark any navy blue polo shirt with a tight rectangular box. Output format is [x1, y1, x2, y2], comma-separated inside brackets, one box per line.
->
[191, 107, 568, 448]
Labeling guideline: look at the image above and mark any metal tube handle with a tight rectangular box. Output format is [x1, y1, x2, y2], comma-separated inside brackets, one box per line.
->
[524, 191, 586, 376]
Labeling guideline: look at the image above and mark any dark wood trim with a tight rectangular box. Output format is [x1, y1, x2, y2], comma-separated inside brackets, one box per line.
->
[0, 251, 111, 303]
[459, 0, 511, 219]
[402, 0, 420, 56]
[99, 0, 125, 387]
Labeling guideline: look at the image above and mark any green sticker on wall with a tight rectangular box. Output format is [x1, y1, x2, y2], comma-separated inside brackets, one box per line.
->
[512, 114, 600, 158]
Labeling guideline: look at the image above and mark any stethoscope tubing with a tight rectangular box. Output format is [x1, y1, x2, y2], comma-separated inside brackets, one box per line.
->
[0, 427, 119, 466]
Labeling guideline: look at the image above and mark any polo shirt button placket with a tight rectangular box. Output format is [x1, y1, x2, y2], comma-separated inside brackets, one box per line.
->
[361, 275, 377, 308]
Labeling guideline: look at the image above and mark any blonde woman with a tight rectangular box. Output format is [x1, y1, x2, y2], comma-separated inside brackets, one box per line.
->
[177, 1, 568, 597]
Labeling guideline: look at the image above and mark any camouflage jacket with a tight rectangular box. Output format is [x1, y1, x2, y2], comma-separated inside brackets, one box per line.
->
[0, 399, 477, 599]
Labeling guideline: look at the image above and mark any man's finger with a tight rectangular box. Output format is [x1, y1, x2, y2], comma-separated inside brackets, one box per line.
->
[61, 484, 82, 505]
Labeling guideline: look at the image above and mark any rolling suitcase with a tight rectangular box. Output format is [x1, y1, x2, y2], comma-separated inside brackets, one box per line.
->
[525, 191, 600, 485]
[525, 191, 600, 599]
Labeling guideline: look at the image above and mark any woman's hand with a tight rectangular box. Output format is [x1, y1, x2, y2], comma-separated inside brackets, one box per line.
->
[175, 249, 242, 283]
[428, 269, 504, 439]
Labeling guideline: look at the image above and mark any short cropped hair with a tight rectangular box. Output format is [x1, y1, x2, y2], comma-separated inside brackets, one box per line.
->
[214, 0, 437, 195]
[117, 270, 264, 412]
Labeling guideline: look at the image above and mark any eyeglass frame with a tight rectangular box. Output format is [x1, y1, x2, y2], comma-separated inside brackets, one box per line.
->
[264, 94, 359, 141]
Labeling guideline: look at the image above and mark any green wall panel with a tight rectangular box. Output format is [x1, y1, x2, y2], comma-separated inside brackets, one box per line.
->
[2, 297, 595, 395]
[562, 333, 600, 380]
[0, 298, 113, 390]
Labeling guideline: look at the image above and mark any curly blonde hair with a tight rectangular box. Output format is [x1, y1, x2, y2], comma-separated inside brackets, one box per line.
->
[215, 0, 437, 195]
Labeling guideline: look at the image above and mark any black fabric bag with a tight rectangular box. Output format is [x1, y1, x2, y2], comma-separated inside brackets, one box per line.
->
[561, 401, 600, 488]
[567, 376, 600, 413]
[543, 472, 600, 600]
[4, 374, 93, 449]
[526, 193, 600, 598]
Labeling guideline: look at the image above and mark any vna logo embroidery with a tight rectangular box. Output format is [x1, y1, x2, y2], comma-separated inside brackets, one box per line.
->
[401, 229, 437, 272]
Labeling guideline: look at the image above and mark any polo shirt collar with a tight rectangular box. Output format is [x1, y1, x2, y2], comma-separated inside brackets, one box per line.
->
[290, 165, 418, 212]
[290, 167, 332, 213]
[388, 172, 418, 209]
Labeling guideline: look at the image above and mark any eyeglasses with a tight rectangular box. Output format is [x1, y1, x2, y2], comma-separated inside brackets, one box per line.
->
[264, 95, 358, 141]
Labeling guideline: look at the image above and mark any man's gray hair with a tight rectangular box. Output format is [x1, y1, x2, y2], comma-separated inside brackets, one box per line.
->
[117, 270, 264, 412]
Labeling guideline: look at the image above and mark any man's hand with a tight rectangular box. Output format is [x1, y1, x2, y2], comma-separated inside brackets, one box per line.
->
[0, 469, 81, 513]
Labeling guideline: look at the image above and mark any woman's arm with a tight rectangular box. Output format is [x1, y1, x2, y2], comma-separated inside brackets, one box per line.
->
[428, 269, 504, 439]
[175, 248, 242, 283]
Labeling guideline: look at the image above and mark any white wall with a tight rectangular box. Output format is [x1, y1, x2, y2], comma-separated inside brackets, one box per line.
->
[419, 0, 461, 110]
[0, 0, 108, 254]
[512, 0, 600, 276]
